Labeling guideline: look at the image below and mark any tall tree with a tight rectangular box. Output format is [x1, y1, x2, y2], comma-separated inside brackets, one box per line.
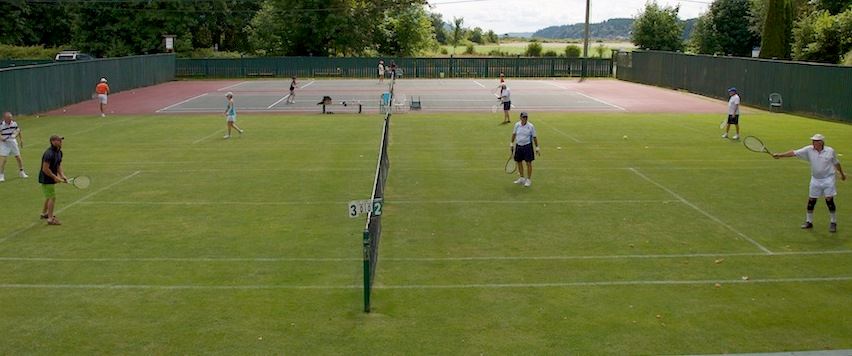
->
[430, 12, 448, 45]
[450, 17, 465, 54]
[760, 0, 791, 58]
[631, 2, 685, 51]
[690, 0, 758, 56]
[792, 7, 852, 63]
[374, 4, 436, 56]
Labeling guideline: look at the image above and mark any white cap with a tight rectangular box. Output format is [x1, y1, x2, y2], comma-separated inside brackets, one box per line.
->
[100, 78, 107, 83]
[811, 134, 825, 141]
[225, 92, 233, 97]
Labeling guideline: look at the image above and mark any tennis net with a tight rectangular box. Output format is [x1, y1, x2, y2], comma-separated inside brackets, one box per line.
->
[363, 77, 393, 313]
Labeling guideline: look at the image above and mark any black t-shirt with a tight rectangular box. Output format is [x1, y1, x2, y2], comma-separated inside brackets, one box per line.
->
[38, 147, 62, 184]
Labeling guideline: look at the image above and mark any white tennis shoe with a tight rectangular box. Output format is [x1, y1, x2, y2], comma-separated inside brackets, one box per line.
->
[223, 134, 230, 139]
[0, 173, 4, 182]
[721, 133, 728, 138]
[513, 177, 525, 184]
[732, 134, 739, 140]
[19, 171, 28, 178]
[524, 179, 532, 187]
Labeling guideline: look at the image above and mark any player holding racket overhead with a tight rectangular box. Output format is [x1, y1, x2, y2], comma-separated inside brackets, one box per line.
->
[39, 135, 67, 225]
[510, 112, 540, 187]
[773, 134, 847, 233]
[499, 84, 511, 125]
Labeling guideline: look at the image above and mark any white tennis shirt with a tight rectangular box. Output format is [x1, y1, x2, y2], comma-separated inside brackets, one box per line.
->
[728, 94, 740, 115]
[795, 145, 840, 179]
[513, 122, 536, 146]
[0, 120, 18, 141]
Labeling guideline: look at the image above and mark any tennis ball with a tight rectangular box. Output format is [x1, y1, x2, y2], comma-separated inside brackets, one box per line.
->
[622, 135, 628, 140]
[557, 146, 562, 150]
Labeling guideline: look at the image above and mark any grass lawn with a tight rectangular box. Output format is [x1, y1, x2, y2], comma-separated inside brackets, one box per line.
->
[1, 112, 850, 354]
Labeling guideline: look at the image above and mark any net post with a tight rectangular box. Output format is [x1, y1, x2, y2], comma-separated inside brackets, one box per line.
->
[363, 228, 371, 313]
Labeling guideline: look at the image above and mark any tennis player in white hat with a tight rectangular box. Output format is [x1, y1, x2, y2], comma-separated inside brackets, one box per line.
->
[774, 134, 846, 232]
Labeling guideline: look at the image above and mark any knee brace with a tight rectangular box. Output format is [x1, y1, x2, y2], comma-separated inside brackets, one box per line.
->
[826, 199, 836, 212]
[807, 198, 817, 211]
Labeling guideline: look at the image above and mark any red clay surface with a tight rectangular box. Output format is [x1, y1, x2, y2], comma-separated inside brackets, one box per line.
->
[45, 79, 727, 116]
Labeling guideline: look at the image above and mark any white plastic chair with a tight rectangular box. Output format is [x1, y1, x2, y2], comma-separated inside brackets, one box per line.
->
[769, 93, 783, 112]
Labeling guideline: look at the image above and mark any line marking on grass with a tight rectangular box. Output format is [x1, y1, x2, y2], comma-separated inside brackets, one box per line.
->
[472, 80, 487, 88]
[65, 116, 137, 137]
[540, 81, 627, 111]
[536, 119, 583, 143]
[1, 276, 848, 290]
[0, 171, 142, 245]
[267, 94, 290, 109]
[629, 168, 773, 254]
[1, 250, 849, 263]
[73, 199, 683, 206]
[217, 81, 248, 91]
[156, 93, 208, 113]
[192, 129, 224, 144]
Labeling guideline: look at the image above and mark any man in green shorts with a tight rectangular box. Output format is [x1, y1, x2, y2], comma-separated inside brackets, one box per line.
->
[39, 135, 66, 225]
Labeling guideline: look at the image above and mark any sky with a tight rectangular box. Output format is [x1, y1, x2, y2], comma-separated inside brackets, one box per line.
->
[429, 0, 711, 34]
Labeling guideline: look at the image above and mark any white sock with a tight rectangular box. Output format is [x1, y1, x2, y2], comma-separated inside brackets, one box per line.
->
[806, 212, 814, 223]
[830, 212, 836, 223]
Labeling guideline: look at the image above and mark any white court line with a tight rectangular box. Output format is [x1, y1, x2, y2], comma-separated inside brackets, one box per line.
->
[0, 170, 142, 244]
[1, 250, 849, 263]
[266, 94, 290, 109]
[629, 168, 773, 254]
[65, 116, 137, 136]
[574, 91, 628, 111]
[217, 81, 248, 91]
[472, 80, 487, 88]
[75, 199, 681, 206]
[1, 276, 848, 290]
[536, 119, 583, 143]
[192, 129, 225, 144]
[541, 81, 627, 111]
[300, 80, 316, 89]
[156, 93, 208, 113]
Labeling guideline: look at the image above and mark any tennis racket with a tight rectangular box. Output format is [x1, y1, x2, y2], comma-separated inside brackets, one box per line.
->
[67, 176, 91, 189]
[491, 104, 500, 113]
[743, 136, 773, 157]
[504, 147, 516, 174]
[719, 119, 727, 129]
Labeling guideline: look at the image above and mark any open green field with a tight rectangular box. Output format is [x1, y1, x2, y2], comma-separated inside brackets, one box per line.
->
[1, 112, 850, 354]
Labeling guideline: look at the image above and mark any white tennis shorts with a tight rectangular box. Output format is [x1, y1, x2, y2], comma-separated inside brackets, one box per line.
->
[98, 94, 108, 104]
[0, 139, 20, 157]
[226, 115, 236, 122]
[809, 176, 837, 198]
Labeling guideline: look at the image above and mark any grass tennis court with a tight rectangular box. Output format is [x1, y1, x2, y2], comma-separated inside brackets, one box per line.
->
[1, 111, 850, 354]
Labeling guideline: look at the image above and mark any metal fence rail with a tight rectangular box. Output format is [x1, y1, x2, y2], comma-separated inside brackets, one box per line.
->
[176, 57, 613, 79]
[0, 54, 175, 115]
[616, 50, 852, 122]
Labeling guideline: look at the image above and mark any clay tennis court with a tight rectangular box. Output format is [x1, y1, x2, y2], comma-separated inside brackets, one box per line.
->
[47, 78, 730, 116]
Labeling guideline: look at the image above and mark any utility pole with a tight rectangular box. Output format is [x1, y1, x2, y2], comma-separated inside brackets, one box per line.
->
[581, 0, 591, 80]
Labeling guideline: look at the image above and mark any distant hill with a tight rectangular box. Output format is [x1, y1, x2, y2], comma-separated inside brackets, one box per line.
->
[505, 32, 534, 38]
[533, 18, 697, 40]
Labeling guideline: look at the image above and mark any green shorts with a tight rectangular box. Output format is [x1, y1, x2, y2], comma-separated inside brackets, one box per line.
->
[41, 184, 56, 198]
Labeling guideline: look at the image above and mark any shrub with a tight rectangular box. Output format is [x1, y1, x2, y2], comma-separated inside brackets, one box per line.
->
[564, 45, 582, 57]
[525, 42, 543, 56]
[543, 50, 558, 57]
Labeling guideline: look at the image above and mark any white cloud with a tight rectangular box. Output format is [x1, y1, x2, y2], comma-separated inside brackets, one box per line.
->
[430, 0, 709, 33]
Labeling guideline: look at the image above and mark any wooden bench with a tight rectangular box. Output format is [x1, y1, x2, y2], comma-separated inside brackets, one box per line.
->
[313, 69, 343, 77]
[246, 72, 275, 77]
[320, 101, 362, 114]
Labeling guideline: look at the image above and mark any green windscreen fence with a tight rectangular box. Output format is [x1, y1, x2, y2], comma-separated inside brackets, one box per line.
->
[176, 57, 612, 79]
[0, 54, 175, 115]
[616, 50, 852, 122]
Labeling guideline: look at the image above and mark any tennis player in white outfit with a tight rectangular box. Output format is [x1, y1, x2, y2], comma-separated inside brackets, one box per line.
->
[510, 112, 540, 187]
[0, 112, 28, 182]
[773, 134, 846, 232]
